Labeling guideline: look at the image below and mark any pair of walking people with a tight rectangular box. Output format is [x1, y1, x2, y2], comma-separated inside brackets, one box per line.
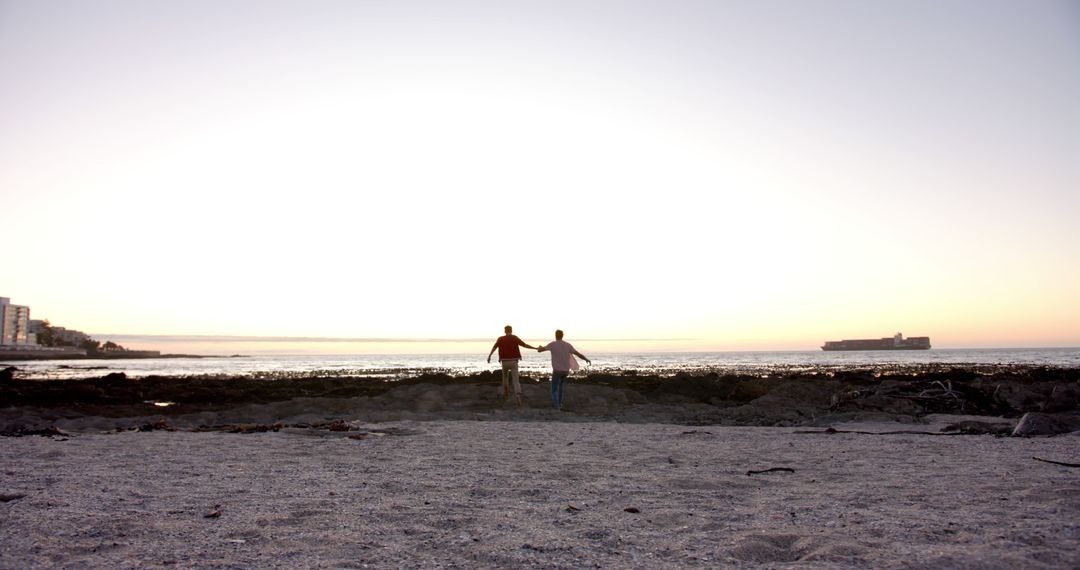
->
[487, 326, 591, 410]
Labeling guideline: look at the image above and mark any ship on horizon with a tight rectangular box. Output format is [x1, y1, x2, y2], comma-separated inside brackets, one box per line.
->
[821, 332, 931, 351]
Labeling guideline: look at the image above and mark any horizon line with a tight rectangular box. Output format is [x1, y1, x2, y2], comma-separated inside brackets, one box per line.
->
[92, 334, 698, 343]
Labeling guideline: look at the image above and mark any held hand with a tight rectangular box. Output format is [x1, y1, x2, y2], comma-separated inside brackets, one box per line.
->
[486, 356, 491, 363]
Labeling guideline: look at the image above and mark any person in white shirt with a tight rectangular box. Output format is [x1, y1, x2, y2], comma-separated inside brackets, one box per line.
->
[536, 329, 591, 410]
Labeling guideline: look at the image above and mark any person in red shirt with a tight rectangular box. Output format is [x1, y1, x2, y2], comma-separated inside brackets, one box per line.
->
[487, 325, 538, 407]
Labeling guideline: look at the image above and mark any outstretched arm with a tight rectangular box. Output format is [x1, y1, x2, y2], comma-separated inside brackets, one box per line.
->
[572, 349, 591, 365]
[516, 337, 537, 350]
[487, 342, 499, 363]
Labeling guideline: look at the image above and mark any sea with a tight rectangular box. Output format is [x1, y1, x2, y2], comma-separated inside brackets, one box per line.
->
[6, 347, 1079, 380]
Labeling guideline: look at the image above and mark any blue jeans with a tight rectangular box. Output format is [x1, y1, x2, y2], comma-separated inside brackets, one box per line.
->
[550, 371, 569, 409]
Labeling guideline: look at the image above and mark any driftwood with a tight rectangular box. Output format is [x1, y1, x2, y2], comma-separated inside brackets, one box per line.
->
[747, 467, 795, 476]
[1033, 456, 1080, 468]
[921, 380, 963, 401]
[793, 428, 958, 436]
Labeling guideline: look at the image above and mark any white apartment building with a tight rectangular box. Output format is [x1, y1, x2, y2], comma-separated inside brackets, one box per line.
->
[0, 297, 32, 345]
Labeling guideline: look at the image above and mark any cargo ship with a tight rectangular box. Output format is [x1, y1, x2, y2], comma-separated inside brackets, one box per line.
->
[821, 332, 930, 351]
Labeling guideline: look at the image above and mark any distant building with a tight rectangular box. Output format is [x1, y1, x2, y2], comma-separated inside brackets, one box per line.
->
[28, 319, 46, 336]
[1, 297, 32, 345]
[54, 327, 92, 347]
[28, 318, 91, 347]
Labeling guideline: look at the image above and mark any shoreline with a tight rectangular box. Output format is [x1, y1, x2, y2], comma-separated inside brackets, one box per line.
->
[2, 366, 1077, 435]
[0, 352, 222, 362]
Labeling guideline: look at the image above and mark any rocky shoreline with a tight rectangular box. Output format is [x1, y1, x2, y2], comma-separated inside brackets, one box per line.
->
[0, 352, 216, 361]
[2, 366, 1077, 435]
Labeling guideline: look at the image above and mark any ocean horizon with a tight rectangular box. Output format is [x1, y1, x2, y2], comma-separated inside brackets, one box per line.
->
[88, 333, 1080, 355]
[7, 347, 1078, 380]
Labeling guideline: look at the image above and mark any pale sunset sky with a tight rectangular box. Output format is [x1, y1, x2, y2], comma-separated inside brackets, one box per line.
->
[2, 0, 1078, 354]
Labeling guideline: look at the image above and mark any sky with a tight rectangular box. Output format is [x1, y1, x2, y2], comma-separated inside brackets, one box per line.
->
[2, 0, 1078, 354]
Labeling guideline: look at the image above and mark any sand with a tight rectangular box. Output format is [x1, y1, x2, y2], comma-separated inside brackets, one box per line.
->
[2, 417, 1079, 569]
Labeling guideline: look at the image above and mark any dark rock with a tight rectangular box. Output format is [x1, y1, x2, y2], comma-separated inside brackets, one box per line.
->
[1, 366, 1076, 427]
[0, 366, 16, 382]
[1044, 384, 1080, 413]
[1012, 412, 1080, 437]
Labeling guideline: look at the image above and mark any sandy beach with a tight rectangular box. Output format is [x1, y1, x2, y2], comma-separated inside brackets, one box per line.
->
[2, 415, 1079, 569]
[2, 368, 1079, 568]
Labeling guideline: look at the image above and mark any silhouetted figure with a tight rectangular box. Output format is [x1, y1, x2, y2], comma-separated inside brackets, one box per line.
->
[487, 325, 537, 407]
[537, 329, 591, 410]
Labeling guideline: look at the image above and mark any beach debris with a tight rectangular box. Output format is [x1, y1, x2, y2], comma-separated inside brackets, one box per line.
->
[190, 423, 284, 433]
[227, 423, 283, 433]
[370, 427, 423, 437]
[923, 380, 962, 401]
[0, 425, 70, 438]
[204, 505, 222, 518]
[1032, 457, 1080, 468]
[566, 503, 581, 512]
[138, 419, 176, 432]
[941, 420, 1013, 436]
[344, 427, 422, 440]
[794, 428, 957, 436]
[747, 467, 795, 476]
[0, 493, 27, 502]
[307, 419, 356, 432]
[328, 419, 352, 432]
[624, 507, 641, 513]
